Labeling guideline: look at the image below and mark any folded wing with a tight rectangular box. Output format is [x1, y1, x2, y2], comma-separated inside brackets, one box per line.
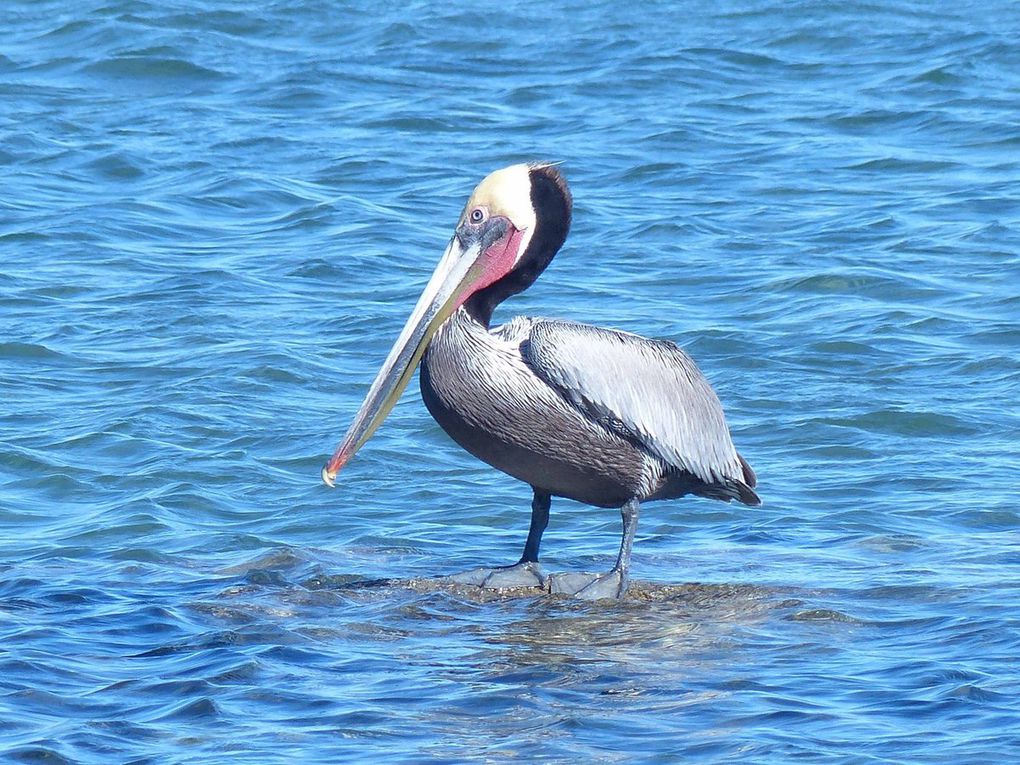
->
[522, 320, 759, 505]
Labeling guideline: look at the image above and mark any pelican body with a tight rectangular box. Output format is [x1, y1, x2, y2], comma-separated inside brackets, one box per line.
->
[323, 164, 759, 599]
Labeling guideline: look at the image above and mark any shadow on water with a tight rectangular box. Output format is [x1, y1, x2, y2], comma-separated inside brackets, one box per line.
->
[209, 548, 805, 671]
[113, 549, 907, 763]
[320, 575, 794, 662]
[320, 573, 778, 610]
[195, 548, 802, 666]
[218, 547, 799, 617]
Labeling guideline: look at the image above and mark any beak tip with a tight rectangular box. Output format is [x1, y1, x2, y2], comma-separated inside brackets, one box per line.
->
[321, 464, 337, 488]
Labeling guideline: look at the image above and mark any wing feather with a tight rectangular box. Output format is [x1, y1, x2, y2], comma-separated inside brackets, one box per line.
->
[522, 320, 755, 498]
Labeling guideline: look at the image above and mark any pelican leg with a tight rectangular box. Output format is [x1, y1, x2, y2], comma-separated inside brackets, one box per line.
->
[520, 489, 550, 563]
[549, 498, 640, 600]
[445, 490, 550, 589]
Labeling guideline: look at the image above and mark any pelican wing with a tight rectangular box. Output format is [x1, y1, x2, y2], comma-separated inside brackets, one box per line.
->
[523, 320, 756, 497]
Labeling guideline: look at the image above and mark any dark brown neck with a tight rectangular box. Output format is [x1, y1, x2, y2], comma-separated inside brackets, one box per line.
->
[464, 167, 572, 328]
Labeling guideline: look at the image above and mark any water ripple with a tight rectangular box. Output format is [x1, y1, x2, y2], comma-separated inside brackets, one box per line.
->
[2, 0, 1020, 762]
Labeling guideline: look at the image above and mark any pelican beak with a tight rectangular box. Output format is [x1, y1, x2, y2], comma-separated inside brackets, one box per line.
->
[321, 223, 506, 487]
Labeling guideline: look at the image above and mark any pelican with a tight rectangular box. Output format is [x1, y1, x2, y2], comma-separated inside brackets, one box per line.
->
[322, 163, 759, 599]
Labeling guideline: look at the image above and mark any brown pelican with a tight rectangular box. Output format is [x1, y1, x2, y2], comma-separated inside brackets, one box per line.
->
[322, 163, 759, 599]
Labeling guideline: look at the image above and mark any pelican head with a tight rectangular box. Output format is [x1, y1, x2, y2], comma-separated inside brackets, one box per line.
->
[322, 163, 572, 486]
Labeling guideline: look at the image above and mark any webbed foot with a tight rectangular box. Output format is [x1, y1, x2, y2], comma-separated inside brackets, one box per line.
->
[445, 560, 545, 589]
[548, 568, 628, 600]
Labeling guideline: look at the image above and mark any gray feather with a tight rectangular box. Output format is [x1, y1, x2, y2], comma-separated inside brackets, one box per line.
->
[522, 319, 749, 489]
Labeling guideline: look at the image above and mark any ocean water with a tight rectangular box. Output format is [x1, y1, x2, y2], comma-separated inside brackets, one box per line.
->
[3, 1, 1019, 762]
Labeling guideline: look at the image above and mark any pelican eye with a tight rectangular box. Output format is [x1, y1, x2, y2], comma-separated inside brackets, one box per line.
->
[469, 208, 485, 224]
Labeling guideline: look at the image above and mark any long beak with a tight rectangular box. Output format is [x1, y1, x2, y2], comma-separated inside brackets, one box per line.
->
[321, 236, 482, 487]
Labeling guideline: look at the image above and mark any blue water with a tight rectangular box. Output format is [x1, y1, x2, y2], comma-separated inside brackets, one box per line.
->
[3, 1, 1020, 762]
